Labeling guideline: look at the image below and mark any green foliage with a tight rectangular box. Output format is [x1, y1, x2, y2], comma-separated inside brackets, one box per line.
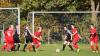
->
[20, 0, 78, 17]
[20, 18, 27, 43]
[0, 9, 18, 29]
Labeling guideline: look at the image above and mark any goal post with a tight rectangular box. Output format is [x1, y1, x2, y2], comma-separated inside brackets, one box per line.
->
[27, 11, 100, 44]
[0, 8, 20, 44]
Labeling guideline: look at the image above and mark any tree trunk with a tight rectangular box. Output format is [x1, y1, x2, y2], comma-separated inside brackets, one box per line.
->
[91, 0, 99, 27]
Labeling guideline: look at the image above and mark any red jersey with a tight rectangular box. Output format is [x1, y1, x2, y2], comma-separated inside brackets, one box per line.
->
[33, 31, 42, 44]
[34, 31, 42, 38]
[90, 28, 98, 40]
[4, 29, 14, 43]
[72, 28, 79, 39]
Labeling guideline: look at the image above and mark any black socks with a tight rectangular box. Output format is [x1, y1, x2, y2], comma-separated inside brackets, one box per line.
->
[62, 44, 66, 51]
[68, 45, 74, 51]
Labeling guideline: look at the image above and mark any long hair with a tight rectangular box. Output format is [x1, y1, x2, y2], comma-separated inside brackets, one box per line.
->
[4, 27, 9, 32]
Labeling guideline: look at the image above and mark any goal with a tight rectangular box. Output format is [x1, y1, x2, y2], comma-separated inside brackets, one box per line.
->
[0, 8, 20, 44]
[27, 11, 100, 44]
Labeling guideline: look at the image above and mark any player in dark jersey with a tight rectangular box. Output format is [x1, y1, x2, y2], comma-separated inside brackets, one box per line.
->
[13, 25, 20, 51]
[22, 25, 36, 52]
[62, 26, 74, 51]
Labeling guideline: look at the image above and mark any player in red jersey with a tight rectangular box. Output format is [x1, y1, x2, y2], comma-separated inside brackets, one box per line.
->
[32, 27, 42, 49]
[1, 27, 9, 51]
[89, 24, 99, 53]
[2, 25, 14, 51]
[71, 25, 81, 52]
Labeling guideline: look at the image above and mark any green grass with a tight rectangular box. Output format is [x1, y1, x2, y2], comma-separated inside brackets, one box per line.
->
[0, 44, 100, 56]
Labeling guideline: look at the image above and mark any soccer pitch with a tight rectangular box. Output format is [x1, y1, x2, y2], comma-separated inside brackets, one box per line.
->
[0, 44, 100, 56]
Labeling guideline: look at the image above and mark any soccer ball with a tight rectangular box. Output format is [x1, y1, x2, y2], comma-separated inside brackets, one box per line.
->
[56, 49, 60, 53]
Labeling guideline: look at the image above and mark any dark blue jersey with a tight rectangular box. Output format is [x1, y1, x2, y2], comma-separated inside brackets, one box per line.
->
[24, 29, 32, 38]
[64, 29, 72, 39]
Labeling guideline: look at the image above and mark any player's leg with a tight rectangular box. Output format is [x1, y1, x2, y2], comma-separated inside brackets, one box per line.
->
[16, 43, 20, 51]
[16, 37, 20, 51]
[30, 39, 36, 52]
[72, 38, 80, 52]
[95, 44, 98, 52]
[95, 39, 99, 52]
[12, 43, 16, 51]
[67, 41, 74, 51]
[62, 41, 67, 51]
[73, 39, 78, 49]
[7, 40, 14, 51]
[6, 43, 12, 52]
[31, 43, 36, 52]
[36, 42, 41, 49]
[90, 41, 95, 52]
[11, 43, 14, 51]
[1, 42, 7, 51]
[13, 38, 17, 51]
[13, 35, 16, 51]
[23, 37, 29, 52]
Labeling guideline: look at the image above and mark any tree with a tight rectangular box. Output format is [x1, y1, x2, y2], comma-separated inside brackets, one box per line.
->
[90, 0, 100, 26]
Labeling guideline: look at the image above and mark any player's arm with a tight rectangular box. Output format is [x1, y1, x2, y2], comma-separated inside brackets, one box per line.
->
[27, 28, 37, 38]
[72, 31, 77, 36]
[32, 35, 37, 38]
[64, 35, 67, 41]
[68, 30, 73, 40]
[70, 32, 73, 40]
[71, 34, 73, 40]
[39, 35, 43, 41]
[78, 34, 82, 39]
[90, 32, 94, 38]
[16, 25, 20, 35]
[12, 29, 15, 36]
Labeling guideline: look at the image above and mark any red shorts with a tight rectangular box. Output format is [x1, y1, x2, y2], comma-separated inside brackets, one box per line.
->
[33, 38, 40, 44]
[90, 37, 98, 43]
[73, 37, 79, 44]
[6, 37, 14, 44]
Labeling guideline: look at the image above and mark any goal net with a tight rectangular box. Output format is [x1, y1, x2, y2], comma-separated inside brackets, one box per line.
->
[27, 11, 100, 44]
[0, 8, 20, 44]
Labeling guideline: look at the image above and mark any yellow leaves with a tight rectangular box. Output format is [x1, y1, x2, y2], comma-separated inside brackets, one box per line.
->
[0, 0, 14, 7]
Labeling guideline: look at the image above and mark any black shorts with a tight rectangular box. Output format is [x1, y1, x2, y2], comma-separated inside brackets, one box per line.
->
[13, 35, 20, 43]
[66, 38, 72, 42]
[25, 36, 33, 43]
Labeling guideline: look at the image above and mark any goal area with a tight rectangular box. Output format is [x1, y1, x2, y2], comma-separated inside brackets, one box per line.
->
[27, 11, 100, 43]
[0, 8, 20, 44]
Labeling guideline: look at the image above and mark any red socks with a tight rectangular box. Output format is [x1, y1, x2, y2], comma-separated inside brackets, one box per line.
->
[74, 44, 78, 49]
[91, 44, 99, 51]
[96, 45, 98, 51]
[91, 45, 94, 51]
[36, 44, 41, 49]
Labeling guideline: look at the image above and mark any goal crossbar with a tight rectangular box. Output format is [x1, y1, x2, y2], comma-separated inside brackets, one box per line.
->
[29, 11, 100, 13]
[0, 8, 19, 10]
